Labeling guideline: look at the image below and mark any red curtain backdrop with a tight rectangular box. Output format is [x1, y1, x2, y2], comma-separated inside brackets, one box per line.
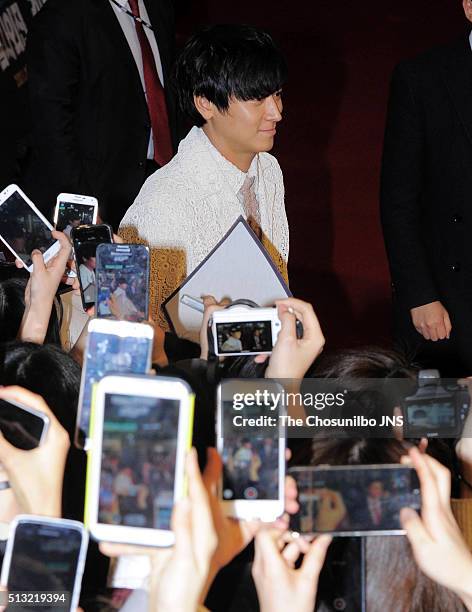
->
[177, 0, 465, 349]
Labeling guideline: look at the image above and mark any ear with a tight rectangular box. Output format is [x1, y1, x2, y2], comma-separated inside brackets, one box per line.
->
[463, 0, 472, 23]
[193, 95, 215, 121]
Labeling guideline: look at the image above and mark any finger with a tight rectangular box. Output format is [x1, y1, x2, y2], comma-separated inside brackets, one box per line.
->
[407, 447, 445, 514]
[281, 539, 304, 566]
[171, 497, 193, 558]
[254, 354, 269, 364]
[202, 447, 222, 493]
[418, 438, 428, 453]
[99, 541, 154, 558]
[419, 452, 451, 507]
[400, 507, 431, 549]
[300, 535, 332, 578]
[254, 528, 286, 573]
[275, 298, 323, 345]
[419, 325, 431, 341]
[113, 234, 124, 244]
[202, 295, 217, 307]
[0, 386, 57, 425]
[31, 249, 46, 273]
[275, 306, 297, 342]
[392, 406, 403, 441]
[444, 311, 452, 339]
[15, 258, 25, 269]
[427, 324, 439, 342]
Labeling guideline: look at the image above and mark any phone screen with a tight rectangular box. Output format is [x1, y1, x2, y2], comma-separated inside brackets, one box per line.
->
[7, 520, 83, 611]
[98, 392, 179, 530]
[73, 226, 112, 309]
[96, 244, 149, 321]
[290, 465, 420, 535]
[77, 330, 152, 445]
[0, 399, 46, 450]
[216, 320, 273, 354]
[0, 189, 56, 267]
[220, 399, 281, 502]
[56, 201, 96, 234]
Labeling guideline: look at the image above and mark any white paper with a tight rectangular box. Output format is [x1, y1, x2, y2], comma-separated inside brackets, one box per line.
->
[163, 217, 290, 343]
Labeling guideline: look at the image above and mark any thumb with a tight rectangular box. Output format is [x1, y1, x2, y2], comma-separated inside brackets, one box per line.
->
[31, 249, 46, 273]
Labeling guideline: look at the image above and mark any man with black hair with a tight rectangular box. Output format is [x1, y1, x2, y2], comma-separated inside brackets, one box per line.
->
[120, 24, 289, 327]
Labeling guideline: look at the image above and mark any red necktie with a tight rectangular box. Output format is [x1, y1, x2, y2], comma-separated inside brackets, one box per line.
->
[127, 0, 173, 166]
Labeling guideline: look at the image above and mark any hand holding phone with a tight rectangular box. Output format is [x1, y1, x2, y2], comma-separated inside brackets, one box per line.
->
[19, 230, 72, 344]
[0, 386, 69, 518]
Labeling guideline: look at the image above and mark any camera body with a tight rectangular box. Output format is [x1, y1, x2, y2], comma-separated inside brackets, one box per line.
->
[402, 369, 470, 438]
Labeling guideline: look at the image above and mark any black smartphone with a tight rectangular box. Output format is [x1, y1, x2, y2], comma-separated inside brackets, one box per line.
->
[1, 516, 88, 612]
[316, 538, 366, 612]
[0, 398, 49, 450]
[72, 224, 113, 310]
[289, 464, 421, 536]
[95, 243, 150, 321]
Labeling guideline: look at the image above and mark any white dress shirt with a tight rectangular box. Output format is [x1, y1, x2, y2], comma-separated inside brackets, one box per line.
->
[109, 0, 164, 159]
[120, 126, 289, 327]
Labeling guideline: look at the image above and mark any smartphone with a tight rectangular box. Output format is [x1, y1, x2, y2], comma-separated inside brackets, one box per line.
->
[0, 515, 88, 612]
[289, 464, 421, 537]
[95, 243, 149, 321]
[0, 184, 60, 271]
[216, 379, 286, 521]
[85, 374, 194, 547]
[316, 538, 366, 612]
[75, 319, 154, 450]
[0, 397, 49, 450]
[54, 193, 98, 235]
[72, 224, 113, 310]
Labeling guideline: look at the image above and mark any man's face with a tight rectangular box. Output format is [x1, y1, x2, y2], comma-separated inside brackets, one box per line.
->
[210, 92, 283, 156]
[463, 0, 472, 23]
[368, 481, 384, 498]
[72, 219, 81, 228]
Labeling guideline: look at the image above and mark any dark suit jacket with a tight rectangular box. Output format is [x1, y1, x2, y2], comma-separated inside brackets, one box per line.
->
[23, 0, 182, 230]
[380, 33, 472, 370]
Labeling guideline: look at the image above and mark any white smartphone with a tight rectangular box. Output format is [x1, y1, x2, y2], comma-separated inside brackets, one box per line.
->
[211, 306, 281, 357]
[85, 374, 194, 547]
[180, 294, 205, 313]
[54, 193, 98, 235]
[217, 379, 286, 521]
[75, 318, 154, 450]
[1, 515, 88, 612]
[0, 184, 60, 272]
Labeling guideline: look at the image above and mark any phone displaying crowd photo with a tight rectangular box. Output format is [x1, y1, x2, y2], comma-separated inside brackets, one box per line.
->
[54, 193, 98, 236]
[289, 464, 421, 536]
[0, 184, 60, 271]
[0, 398, 49, 450]
[95, 243, 149, 321]
[75, 319, 153, 449]
[72, 224, 113, 310]
[86, 375, 194, 547]
[1, 516, 88, 612]
[217, 379, 286, 521]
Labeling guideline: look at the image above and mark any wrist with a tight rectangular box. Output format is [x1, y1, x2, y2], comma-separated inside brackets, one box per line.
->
[20, 302, 53, 344]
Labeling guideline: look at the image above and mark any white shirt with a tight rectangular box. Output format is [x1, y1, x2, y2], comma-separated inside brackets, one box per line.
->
[119, 126, 289, 326]
[109, 0, 164, 159]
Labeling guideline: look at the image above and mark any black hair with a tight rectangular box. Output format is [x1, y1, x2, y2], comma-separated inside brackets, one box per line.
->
[173, 24, 287, 127]
[0, 341, 85, 523]
[117, 277, 127, 285]
[0, 277, 61, 345]
[0, 341, 80, 436]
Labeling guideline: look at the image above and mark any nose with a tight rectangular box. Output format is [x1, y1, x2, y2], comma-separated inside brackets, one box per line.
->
[265, 93, 283, 122]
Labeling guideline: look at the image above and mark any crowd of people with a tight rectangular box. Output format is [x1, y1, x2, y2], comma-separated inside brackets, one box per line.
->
[1, 1, 472, 610]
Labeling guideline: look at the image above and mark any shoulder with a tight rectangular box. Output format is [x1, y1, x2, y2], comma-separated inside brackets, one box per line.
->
[258, 152, 283, 181]
[392, 34, 470, 80]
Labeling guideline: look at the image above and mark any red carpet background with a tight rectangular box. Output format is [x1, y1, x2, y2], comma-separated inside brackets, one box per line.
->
[177, 0, 466, 350]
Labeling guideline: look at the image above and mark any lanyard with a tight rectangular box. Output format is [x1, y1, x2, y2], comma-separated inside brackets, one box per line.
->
[109, 0, 153, 31]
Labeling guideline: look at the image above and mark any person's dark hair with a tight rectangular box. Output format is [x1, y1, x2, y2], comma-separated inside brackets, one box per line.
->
[174, 24, 287, 127]
[117, 277, 127, 285]
[0, 277, 61, 345]
[0, 341, 84, 522]
[0, 341, 80, 436]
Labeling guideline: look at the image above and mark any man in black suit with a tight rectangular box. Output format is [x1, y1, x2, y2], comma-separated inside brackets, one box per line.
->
[23, 0, 182, 231]
[381, 1, 472, 375]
